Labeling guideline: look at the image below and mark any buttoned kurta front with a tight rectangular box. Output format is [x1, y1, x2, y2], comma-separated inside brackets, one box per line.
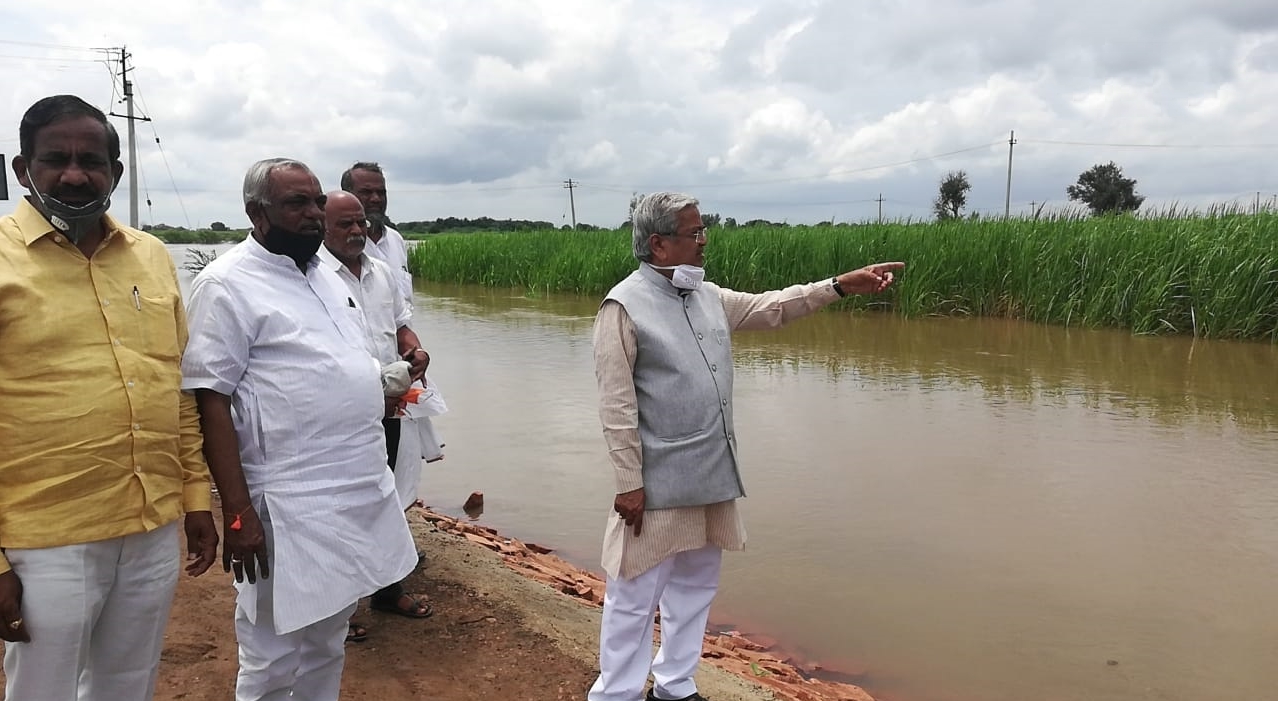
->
[316, 247, 411, 365]
[181, 237, 416, 634]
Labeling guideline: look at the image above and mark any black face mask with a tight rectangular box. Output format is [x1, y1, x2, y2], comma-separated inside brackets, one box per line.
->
[29, 181, 116, 244]
[261, 224, 322, 269]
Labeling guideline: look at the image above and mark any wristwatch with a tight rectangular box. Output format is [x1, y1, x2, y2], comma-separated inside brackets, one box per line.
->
[831, 277, 847, 298]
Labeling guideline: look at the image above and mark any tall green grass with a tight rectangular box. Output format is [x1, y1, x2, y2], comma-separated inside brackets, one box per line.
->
[408, 213, 1278, 340]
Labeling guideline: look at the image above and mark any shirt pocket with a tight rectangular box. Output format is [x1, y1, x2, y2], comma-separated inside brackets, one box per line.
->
[135, 292, 181, 361]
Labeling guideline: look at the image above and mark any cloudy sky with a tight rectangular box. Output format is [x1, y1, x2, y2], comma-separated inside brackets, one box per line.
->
[3, 0, 1277, 229]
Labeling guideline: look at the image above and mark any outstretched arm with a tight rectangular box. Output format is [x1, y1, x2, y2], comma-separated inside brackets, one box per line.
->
[719, 261, 906, 331]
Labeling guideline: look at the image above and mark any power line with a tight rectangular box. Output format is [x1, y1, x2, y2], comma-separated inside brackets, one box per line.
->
[0, 39, 107, 53]
[1022, 138, 1278, 149]
[133, 82, 191, 228]
[0, 53, 109, 64]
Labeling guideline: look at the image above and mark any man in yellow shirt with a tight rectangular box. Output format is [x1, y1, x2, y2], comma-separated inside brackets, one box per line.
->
[0, 94, 218, 701]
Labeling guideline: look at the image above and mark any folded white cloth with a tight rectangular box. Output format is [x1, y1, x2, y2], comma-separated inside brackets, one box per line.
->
[380, 360, 412, 397]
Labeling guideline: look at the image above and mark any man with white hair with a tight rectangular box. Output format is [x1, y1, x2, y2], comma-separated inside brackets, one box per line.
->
[589, 192, 904, 701]
[183, 158, 417, 701]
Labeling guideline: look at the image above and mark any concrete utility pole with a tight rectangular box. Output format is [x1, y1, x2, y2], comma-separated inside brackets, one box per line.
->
[876, 193, 884, 223]
[1004, 130, 1016, 218]
[563, 178, 577, 229]
[123, 48, 138, 228]
[107, 47, 150, 228]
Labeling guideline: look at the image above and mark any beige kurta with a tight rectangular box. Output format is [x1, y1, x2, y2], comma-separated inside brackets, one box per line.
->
[594, 277, 841, 579]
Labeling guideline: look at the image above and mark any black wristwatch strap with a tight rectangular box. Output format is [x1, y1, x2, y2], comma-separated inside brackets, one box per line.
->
[831, 277, 847, 297]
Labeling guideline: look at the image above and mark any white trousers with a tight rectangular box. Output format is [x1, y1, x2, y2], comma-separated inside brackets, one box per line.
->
[588, 545, 723, 701]
[234, 585, 356, 701]
[2, 521, 180, 701]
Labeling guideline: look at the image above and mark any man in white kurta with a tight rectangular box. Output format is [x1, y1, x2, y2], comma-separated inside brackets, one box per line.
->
[589, 192, 903, 701]
[318, 190, 435, 626]
[182, 159, 417, 701]
[341, 162, 446, 502]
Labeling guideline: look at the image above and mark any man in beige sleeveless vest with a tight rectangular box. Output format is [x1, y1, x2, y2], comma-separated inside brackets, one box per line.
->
[589, 192, 904, 701]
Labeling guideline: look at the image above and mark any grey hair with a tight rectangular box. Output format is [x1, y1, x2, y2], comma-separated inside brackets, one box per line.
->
[243, 158, 313, 206]
[340, 161, 383, 192]
[631, 192, 699, 262]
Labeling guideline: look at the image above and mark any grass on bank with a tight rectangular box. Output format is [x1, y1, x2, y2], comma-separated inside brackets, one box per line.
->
[408, 212, 1278, 341]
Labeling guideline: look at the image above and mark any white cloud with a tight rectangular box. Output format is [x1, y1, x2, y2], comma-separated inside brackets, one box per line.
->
[1, 0, 1276, 227]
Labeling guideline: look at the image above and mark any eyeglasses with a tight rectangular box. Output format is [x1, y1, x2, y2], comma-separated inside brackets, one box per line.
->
[660, 226, 708, 244]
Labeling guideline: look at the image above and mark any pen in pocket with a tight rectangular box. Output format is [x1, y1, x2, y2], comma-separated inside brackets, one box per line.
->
[132, 286, 141, 311]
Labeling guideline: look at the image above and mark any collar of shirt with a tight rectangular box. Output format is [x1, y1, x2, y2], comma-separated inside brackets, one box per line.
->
[316, 245, 370, 282]
[14, 197, 128, 248]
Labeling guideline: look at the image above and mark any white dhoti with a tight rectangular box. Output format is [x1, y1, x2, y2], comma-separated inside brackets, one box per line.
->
[588, 545, 723, 701]
[2, 521, 180, 701]
[235, 586, 356, 701]
[231, 479, 413, 700]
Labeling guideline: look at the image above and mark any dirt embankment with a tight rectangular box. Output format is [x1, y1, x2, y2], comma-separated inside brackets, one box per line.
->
[2, 505, 879, 701]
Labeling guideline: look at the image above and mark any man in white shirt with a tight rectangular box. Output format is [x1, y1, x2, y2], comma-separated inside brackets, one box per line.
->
[340, 162, 411, 309]
[340, 162, 447, 512]
[317, 190, 434, 635]
[182, 158, 417, 701]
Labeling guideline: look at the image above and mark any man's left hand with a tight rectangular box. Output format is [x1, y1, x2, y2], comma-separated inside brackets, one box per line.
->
[837, 261, 906, 295]
[183, 511, 219, 577]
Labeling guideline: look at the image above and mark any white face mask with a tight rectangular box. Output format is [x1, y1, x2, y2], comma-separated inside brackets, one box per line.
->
[650, 263, 705, 290]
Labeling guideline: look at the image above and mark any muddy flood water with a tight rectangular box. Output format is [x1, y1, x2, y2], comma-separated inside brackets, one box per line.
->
[173, 247, 1278, 701]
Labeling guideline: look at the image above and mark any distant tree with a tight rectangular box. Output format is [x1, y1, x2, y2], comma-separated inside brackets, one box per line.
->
[723, 217, 737, 228]
[209, 221, 228, 231]
[700, 212, 721, 228]
[933, 170, 971, 221]
[1066, 161, 1145, 215]
[197, 229, 223, 244]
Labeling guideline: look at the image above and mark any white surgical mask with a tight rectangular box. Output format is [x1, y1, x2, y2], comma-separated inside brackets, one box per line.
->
[649, 263, 705, 291]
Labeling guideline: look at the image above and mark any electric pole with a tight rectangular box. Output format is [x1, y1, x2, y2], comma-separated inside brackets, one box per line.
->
[1004, 130, 1016, 219]
[563, 179, 577, 229]
[108, 47, 150, 229]
[876, 193, 884, 223]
